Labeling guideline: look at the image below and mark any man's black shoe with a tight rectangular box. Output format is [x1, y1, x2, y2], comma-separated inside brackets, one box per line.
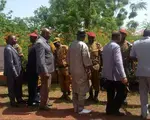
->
[114, 112, 125, 116]
[39, 105, 51, 111]
[10, 102, 19, 107]
[106, 111, 114, 115]
[28, 102, 39, 107]
[17, 100, 26, 104]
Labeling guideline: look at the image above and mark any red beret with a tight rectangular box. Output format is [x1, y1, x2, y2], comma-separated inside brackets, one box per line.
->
[120, 29, 127, 35]
[29, 33, 38, 37]
[87, 32, 96, 37]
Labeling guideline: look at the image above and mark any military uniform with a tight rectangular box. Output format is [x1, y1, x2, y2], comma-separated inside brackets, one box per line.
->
[56, 44, 71, 98]
[13, 43, 24, 57]
[120, 40, 132, 77]
[120, 40, 132, 105]
[88, 41, 103, 101]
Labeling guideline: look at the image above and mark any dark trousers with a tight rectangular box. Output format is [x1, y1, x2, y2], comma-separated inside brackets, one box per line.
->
[106, 80, 126, 113]
[7, 76, 23, 104]
[27, 74, 38, 104]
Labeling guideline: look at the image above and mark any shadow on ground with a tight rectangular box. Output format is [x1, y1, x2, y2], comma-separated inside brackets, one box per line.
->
[35, 108, 140, 120]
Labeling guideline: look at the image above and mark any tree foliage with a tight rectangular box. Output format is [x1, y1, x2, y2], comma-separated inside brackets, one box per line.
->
[0, 0, 148, 68]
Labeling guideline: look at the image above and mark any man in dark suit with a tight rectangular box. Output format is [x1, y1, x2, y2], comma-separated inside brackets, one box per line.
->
[26, 33, 39, 106]
[4, 35, 24, 107]
[35, 28, 54, 110]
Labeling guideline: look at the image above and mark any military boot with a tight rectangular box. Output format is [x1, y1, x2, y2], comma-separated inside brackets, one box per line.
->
[87, 87, 93, 101]
[93, 91, 99, 103]
[60, 92, 66, 99]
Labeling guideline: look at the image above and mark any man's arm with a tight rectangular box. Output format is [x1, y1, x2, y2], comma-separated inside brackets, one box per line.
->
[35, 43, 48, 75]
[4, 48, 18, 77]
[113, 46, 127, 79]
[82, 44, 92, 68]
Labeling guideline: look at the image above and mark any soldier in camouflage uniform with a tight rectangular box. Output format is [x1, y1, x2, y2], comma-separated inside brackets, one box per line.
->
[119, 29, 132, 105]
[87, 32, 103, 103]
[53, 37, 71, 101]
[13, 43, 24, 57]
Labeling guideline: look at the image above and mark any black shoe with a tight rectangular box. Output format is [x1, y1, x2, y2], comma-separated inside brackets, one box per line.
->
[65, 96, 71, 101]
[28, 102, 39, 107]
[35, 100, 41, 104]
[39, 105, 51, 111]
[106, 111, 114, 115]
[114, 112, 125, 116]
[123, 101, 128, 106]
[93, 97, 99, 103]
[10, 102, 19, 107]
[87, 96, 93, 101]
[17, 100, 26, 104]
[68, 91, 71, 95]
[59, 94, 66, 100]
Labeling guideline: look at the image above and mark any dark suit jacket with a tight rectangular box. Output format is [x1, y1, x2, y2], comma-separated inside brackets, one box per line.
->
[35, 36, 54, 74]
[26, 44, 37, 75]
[4, 44, 21, 78]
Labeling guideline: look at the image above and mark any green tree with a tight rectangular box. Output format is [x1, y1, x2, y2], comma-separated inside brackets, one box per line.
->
[129, 1, 147, 19]
[141, 21, 150, 30]
[126, 20, 139, 32]
[0, 0, 6, 12]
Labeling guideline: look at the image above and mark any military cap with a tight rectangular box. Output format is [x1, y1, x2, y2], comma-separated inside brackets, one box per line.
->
[87, 32, 96, 38]
[120, 29, 127, 35]
[29, 32, 38, 37]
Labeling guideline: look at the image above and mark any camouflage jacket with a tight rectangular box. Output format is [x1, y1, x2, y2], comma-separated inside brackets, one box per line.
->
[13, 43, 24, 57]
[56, 45, 68, 68]
[88, 41, 103, 70]
[120, 40, 132, 66]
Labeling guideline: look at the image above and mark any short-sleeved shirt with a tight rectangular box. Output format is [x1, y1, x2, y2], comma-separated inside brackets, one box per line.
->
[130, 37, 150, 77]
[88, 41, 103, 70]
[56, 45, 68, 67]
[13, 43, 24, 57]
[120, 40, 132, 65]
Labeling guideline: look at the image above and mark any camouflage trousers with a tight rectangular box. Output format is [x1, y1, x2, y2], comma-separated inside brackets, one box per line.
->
[58, 68, 71, 93]
[90, 69, 100, 91]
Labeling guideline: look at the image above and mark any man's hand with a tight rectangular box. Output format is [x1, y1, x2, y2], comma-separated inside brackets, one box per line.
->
[85, 68, 91, 80]
[121, 77, 128, 85]
[40, 72, 50, 79]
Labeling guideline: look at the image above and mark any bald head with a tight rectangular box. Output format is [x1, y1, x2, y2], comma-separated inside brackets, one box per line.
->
[143, 29, 150, 37]
[111, 32, 121, 43]
[41, 28, 51, 40]
[6, 35, 17, 45]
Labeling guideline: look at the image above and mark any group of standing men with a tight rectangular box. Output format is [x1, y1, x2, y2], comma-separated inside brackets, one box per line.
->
[103, 29, 150, 119]
[4, 28, 54, 110]
[4, 26, 150, 118]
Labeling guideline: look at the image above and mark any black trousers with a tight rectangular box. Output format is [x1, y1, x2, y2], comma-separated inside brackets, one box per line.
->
[27, 74, 38, 104]
[7, 75, 23, 104]
[106, 80, 126, 114]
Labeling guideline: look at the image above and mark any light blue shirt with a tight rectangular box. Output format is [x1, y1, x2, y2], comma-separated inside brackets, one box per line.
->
[130, 37, 150, 77]
[102, 41, 126, 81]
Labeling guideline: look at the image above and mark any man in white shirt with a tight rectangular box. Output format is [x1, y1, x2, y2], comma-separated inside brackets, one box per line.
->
[67, 29, 92, 114]
[130, 29, 150, 119]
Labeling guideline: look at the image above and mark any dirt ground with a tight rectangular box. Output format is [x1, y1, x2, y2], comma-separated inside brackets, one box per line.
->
[0, 84, 147, 120]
